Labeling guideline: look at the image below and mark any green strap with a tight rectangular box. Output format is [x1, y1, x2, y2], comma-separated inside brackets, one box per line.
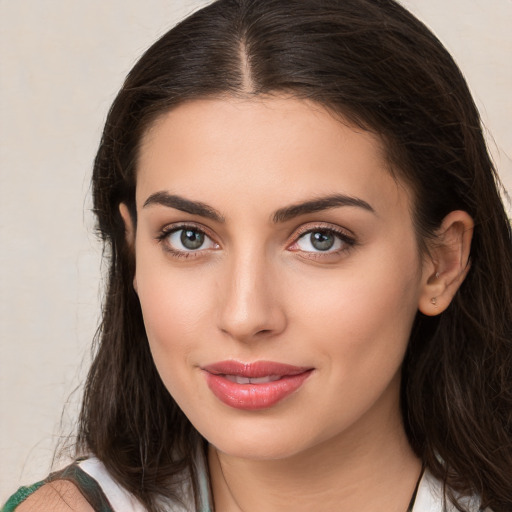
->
[1, 481, 45, 512]
[1, 464, 115, 512]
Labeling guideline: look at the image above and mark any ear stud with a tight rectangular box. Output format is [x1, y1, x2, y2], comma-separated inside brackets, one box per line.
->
[435, 272, 440, 279]
[430, 297, 438, 306]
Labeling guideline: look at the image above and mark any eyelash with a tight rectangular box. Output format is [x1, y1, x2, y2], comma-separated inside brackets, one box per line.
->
[156, 223, 356, 260]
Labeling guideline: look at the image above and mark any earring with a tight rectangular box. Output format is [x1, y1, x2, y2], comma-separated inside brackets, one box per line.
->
[435, 272, 440, 279]
[430, 297, 438, 306]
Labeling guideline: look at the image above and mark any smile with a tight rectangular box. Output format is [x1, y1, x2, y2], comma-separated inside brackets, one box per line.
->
[201, 361, 314, 410]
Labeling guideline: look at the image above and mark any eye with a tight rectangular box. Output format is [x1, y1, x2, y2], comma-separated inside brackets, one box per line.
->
[299, 231, 339, 252]
[159, 225, 218, 254]
[289, 227, 355, 255]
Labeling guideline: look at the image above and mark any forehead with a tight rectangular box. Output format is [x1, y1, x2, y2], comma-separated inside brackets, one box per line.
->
[136, 96, 411, 218]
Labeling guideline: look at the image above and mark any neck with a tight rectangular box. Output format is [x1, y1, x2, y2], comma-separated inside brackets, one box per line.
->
[208, 383, 422, 512]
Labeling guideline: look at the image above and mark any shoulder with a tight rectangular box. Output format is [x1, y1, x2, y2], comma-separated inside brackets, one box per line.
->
[2, 458, 116, 512]
[13, 480, 94, 512]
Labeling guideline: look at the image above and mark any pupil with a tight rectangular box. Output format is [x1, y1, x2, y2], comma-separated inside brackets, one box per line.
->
[181, 229, 204, 250]
[311, 231, 334, 251]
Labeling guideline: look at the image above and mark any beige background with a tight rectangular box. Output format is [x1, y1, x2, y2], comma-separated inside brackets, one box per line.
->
[1, 0, 510, 500]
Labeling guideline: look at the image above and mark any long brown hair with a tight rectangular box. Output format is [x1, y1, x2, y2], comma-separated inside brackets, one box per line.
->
[79, 1, 512, 510]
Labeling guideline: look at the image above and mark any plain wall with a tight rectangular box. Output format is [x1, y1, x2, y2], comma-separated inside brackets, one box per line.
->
[1, 0, 510, 500]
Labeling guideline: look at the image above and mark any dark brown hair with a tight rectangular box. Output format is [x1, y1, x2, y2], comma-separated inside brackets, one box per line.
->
[78, 1, 512, 510]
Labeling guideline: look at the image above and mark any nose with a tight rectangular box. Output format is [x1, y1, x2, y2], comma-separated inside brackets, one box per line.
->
[216, 248, 287, 343]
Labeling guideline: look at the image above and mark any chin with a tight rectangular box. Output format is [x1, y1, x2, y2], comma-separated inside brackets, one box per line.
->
[199, 415, 321, 461]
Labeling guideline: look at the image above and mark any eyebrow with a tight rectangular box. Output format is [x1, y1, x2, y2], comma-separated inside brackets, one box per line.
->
[142, 191, 374, 224]
[272, 194, 375, 223]
[143, 192, 225, 223]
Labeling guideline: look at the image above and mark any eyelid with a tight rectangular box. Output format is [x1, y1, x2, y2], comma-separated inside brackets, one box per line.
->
[158, 221, 215, 236]
[291, 222, 355, 241]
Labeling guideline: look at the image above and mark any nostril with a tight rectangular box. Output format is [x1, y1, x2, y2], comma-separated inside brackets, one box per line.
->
[256, 329, 272, 336]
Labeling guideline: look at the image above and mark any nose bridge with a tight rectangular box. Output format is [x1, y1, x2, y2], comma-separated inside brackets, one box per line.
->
[217, 242, 285, 342]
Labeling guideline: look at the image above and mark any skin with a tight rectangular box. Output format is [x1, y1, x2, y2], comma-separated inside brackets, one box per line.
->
[23, 96, 473, 511]
[18, 481, 94, 512]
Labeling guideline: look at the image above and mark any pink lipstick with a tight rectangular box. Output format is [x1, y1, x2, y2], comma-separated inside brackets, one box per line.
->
[202, 361, 313, 410]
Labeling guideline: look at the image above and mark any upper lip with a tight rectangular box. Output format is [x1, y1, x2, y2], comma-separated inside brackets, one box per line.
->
[202, 360, 312, 378]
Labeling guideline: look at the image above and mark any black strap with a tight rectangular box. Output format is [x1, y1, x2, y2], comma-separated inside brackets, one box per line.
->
[406, 466, 424, 512]
[47, 463, 115, 512]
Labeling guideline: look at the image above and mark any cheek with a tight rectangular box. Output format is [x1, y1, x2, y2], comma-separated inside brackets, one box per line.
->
[135, 256, 215, 373]
[135, 274, 214, 416]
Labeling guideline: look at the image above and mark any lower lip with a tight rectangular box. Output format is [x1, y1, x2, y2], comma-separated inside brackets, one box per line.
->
[204, 370, 313, 410]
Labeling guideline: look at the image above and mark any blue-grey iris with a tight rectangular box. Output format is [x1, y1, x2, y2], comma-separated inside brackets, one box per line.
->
[181, 229, 204, 250]
[311, 231, 335, 251]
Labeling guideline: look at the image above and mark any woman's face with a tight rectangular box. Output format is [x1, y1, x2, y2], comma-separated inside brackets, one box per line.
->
[129, 97, 430, 459]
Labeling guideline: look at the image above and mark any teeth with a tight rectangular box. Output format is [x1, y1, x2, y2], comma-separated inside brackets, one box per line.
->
[225, 375, 282, 384]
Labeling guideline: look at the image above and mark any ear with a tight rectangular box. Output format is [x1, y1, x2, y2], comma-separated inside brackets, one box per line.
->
[119, 202, 136, 245]
[119, 203, 138, 293]
[418, 210, 474, 316]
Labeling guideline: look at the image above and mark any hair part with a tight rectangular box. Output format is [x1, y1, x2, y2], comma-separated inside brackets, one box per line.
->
[80, 1, 512, 511]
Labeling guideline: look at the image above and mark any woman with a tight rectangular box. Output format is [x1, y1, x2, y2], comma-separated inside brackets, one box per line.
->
[4, 0, 511, 511]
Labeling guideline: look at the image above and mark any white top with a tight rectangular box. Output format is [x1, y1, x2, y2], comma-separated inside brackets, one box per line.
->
[78, 459, 147, 512]
[78, 457, 488, 512]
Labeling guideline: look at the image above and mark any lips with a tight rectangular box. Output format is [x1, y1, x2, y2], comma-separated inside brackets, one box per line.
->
[202, 361, 313, 410]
